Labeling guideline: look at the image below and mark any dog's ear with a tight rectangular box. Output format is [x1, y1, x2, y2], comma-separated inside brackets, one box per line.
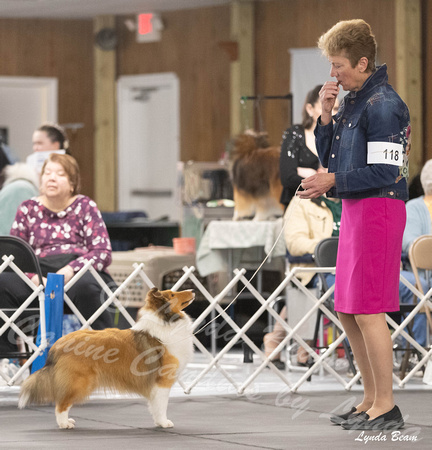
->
[153, 290, 165, 300]
[148, 287, 163, 298]
[145, 287, 163, 306]
[146, 287, 169, 310]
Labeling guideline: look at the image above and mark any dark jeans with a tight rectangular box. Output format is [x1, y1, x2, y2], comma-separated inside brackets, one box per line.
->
[0, 270, 115, 354]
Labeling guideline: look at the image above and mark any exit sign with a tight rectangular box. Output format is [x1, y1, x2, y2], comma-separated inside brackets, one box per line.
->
[137, 13, 163, 43]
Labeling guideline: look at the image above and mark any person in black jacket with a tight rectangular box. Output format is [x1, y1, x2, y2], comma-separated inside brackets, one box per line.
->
[279, 85, 339, 207]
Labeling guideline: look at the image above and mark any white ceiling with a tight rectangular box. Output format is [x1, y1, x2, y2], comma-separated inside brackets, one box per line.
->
[0, 0, 234, 19]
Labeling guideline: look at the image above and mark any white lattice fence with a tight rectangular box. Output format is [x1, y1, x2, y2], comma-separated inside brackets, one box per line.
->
[2, 258, 431, 390]
[0, 255, 47, 386]
[101, 262, 432, 392]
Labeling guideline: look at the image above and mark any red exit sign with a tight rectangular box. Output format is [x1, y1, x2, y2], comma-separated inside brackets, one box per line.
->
[137, 13, 163, 43]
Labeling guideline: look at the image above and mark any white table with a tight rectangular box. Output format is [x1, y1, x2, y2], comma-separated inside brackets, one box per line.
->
[196, 219, 286, 278]
[195, 219, 286, 353]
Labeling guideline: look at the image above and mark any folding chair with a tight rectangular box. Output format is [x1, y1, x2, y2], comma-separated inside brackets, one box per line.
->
[408, 235, 432, 331]
[0, 236, 47, 385]
[396, 235, 432, 377]
[313, 237, 357, 376]
[283, 251, 316, 371]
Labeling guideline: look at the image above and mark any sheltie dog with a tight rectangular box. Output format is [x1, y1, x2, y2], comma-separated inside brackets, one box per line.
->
[230, 130, 284, 221]
[18, 287, 195, 429]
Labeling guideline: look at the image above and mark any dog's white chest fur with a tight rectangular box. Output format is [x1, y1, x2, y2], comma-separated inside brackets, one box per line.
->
[132, 311, 194, 372]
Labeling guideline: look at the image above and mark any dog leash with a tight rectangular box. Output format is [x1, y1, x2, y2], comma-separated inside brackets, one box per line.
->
[193, 183, 304, 337]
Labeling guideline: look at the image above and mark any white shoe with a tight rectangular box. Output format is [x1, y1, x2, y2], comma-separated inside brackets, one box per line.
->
[0, 359, 11, 385]
[0, 359, 29, 385]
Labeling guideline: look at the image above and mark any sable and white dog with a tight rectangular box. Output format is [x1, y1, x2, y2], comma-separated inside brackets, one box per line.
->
[18, 287, 195, 429]
[230, 131, 284, 221]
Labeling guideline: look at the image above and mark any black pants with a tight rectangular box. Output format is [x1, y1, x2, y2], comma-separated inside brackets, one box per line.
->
[0, 270, 115, 354]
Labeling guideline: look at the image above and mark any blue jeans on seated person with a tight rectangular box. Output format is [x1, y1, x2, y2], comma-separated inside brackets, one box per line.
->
[308, 273, 335, 291]
[399, 270, 427, 347]
[312, 272, 426, 347]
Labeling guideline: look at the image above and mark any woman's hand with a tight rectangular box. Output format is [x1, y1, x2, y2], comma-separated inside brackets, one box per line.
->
[297, 172, 336, 199]
[56, 265, 75, 284]
[31, 274, 47, 286]
[319, 82, 339, 126]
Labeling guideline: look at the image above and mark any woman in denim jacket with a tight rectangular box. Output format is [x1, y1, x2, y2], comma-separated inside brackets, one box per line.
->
[299, 20, 409, 431]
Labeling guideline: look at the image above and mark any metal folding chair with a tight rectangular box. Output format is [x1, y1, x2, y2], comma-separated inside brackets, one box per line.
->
[0, 236, 47, 385]
[313, 237, 357, 377]
[408, 235, 432, 331]
[397, 235, 432, 378]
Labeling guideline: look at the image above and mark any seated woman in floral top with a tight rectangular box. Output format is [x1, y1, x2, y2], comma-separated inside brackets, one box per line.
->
[0, 153, 114, 354]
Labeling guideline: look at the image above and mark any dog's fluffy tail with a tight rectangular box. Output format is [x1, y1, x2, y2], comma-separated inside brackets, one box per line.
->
[18, 365, 54, 409]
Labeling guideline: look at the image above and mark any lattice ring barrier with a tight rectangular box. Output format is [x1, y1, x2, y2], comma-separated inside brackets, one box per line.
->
[3, 258, 430, 390]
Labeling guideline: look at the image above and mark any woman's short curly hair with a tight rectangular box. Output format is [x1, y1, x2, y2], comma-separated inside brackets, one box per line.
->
[318, 19, 376, 72]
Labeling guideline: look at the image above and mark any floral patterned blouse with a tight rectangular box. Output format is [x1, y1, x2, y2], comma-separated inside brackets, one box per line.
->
[11, 195, 112, 273]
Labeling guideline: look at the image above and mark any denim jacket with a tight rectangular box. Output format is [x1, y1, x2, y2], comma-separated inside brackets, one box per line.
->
[315, 64, 410, 200]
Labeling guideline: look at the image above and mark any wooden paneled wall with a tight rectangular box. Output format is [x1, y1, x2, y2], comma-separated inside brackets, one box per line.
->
[94, 16, 117, 211]
[255, 0, 397, 146]
[423, 0, 432, 161]
[116, 6, 232, 163]
[396, 0, 422, 176]
[0, 18, 94, 197]
[0, 0, 431, 201]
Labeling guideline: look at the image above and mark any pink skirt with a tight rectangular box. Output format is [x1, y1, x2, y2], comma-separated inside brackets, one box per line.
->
[334, 198, 406, 314]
